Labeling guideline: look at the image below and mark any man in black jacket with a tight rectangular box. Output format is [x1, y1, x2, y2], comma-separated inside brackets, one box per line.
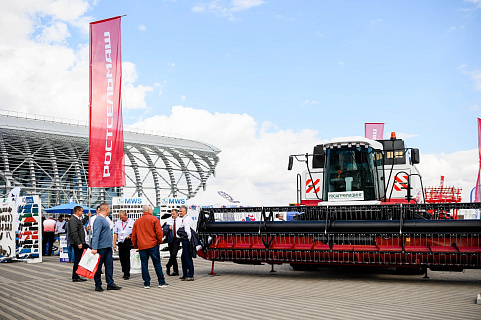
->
[68, 205, 91, 282]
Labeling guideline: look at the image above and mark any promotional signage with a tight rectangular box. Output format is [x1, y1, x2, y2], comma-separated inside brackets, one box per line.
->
[161, 198, 186, 206]
[114, 197, 145, 205]
[365, 123, 384, 140]
[328, 191, 364, 202]
[17, 195, 42, 262]
[59, 235, 69, 263]
[111, 197, 148, 224]
[1, 195, 42, 263]
[475, 118, 481, 205]
[0, 198, 15, 263]
[89, 16, 125, 187]
[157, 198, 187, 220]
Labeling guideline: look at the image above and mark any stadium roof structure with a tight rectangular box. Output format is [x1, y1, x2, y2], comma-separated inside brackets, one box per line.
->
[0, 110, 220, 209]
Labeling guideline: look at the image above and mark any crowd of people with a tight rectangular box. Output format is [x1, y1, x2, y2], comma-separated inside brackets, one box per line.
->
[63, 203, 197, 292]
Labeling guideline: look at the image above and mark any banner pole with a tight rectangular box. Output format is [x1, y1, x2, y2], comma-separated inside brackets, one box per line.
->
[88, 187, 92, 244]
[88, 20, 92, 244]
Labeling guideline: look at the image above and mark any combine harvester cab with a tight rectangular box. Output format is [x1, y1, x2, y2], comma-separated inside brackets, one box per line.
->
[196, 135, 481, 274]
[299, 134, 422, 206]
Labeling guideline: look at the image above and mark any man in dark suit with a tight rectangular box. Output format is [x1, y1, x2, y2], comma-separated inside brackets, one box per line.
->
[68, 205, 90, 282]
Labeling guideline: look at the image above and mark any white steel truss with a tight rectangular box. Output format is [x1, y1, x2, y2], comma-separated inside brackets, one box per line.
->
[0, 113, 220, 209]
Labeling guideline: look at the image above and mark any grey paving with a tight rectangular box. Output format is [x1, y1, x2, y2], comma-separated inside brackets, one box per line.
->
[0, 256, 480, 319]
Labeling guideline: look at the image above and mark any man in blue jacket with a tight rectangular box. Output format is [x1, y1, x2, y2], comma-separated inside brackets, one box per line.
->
[91, 203, 121, 292]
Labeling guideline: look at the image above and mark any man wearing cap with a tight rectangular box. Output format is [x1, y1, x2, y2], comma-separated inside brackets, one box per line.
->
[43, 216, 56, 256]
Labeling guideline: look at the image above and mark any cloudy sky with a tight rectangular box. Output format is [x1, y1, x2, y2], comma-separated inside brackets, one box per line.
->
[1, 0, 480, 204]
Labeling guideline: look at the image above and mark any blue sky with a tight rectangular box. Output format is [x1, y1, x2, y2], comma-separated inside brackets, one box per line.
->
[86, 0, 481, 154]
[1, 0, 480, 203]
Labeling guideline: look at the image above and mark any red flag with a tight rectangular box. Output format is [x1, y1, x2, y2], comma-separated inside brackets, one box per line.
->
[89, 17, 125, 187]
[475, 118, 481, 202]
[365, 123, 384, 140]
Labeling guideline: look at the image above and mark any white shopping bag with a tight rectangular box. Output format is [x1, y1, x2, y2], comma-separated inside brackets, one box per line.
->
[130, 249, 141, 274]
[78, 248, 100, 272]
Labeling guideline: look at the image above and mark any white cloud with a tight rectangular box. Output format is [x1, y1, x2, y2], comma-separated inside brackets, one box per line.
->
[0, 2, 152, 119]
[154, 82, 164, 96]
[180, 95, 186, 101]
[470, 70, 481, 91]
[1, 1, 477, 208]
[192, 5, 206, 13]
[191, 0, 265, 20]
[338, 61, 345, 65]
[471, 104, 479, 111]
[129, 106, 478, 205]
[230, 0, 265, 12]
[448, 25, 464, 32]
[129, 106, 324, 205]
[301, 100, 319, 106]
[122, 62, 153, 110]
[260, 121, 277, 133]
[35, 21, 71, 44]
[139, 24, 146, 31]
[459, 66, 481, 91]
[417, 149, 478, 202]
[464, 0, 481, 8]
[396, 132, 419, 139]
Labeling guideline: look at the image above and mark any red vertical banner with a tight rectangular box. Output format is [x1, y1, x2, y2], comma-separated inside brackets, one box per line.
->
[365, 123, 384, 140]
[89, 17, 125, 187]
[475, 118, 481, 202]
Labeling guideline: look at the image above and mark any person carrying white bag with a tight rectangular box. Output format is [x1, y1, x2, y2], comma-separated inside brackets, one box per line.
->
[91, 203, 122, 292]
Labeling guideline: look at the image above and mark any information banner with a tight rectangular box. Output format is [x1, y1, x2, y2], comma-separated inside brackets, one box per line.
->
[365, 123, 384, 140]
[0, 198, 15, 262]
[17, 196, 42, 263]
[89, 16, 125, 187]
[59, 234, 69, 262]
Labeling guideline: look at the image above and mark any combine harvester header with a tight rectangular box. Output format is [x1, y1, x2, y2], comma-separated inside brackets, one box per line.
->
[196, 133, 481, 274]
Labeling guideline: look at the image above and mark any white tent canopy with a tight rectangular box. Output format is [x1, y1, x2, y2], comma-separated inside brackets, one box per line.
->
[185, 176, 280, 221]
[186, 187, 247, 209]
[186, 176, 279, 208]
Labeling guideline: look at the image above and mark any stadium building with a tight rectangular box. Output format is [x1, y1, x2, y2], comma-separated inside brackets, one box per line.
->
[0, 110, 220, 209]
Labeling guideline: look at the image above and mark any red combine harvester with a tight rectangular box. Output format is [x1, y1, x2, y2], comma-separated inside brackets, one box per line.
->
[196, 134, 481, 274]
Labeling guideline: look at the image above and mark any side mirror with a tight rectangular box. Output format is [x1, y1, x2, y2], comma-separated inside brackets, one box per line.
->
[411, 148, 420, 164]
[288, 156, 294, 170]
[312, 145, 324, 168]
